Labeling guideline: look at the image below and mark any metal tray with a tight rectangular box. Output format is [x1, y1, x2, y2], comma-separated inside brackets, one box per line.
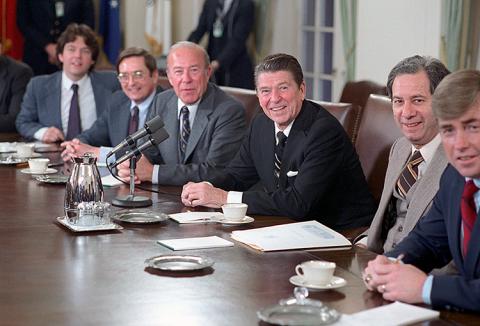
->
[257, 303, 340, 326]
[145, 255, 214, 271]
[0, 157, 27, 165]
[56, 216, 123, 232]
[35, 175, 69, 184]
[111, 210, 169, 224]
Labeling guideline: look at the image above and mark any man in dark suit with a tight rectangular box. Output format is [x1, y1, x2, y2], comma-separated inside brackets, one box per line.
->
[0, 41, 33, 132]
[16, 23, 120, 143]
[188, 0, 255, 89]
[16, 0, 94, 75]
[61, 47, 162, 163]
[116, 41, 246, 186]
[363, 70, 480, 312]
[181, 53, 375, 230]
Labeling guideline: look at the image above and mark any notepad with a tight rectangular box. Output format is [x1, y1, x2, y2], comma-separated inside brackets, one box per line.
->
[169, 212, 223, 224]
[157, 236, 234, 250]
[101, 174, 123, 187]
[337, 302, 440, 326]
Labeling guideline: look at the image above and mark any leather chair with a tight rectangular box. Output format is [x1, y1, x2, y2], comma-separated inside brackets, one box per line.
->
[355, 94, 402, 204]
[311, 100, 361, 143]
[220, 86, 260, 127]
[339, 80, 387, 110]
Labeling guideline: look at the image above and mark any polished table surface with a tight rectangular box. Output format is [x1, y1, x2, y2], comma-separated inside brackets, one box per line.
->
[0, 148, 479, 325]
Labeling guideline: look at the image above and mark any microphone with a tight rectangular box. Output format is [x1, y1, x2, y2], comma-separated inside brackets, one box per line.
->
[109, 127, 169, 169]
[108, 116, 164, 156]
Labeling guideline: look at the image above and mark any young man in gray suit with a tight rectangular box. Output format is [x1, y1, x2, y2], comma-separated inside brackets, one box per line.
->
[15, 23, 120, 143]
[61, 47, 161, 163]
[116, 41, 246, 186]
[357, 56, 450, 253]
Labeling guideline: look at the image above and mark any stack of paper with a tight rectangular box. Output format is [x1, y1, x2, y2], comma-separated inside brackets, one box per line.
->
[169, 212, 223, 224]
[337, 302, 440, 325]
[231, 220, 351, 251]
[157, 236, 234, 250]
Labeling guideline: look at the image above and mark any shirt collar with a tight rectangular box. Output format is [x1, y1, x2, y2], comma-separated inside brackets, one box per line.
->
[131, 90, 156, 114]
[62, 71, 89, 90]
[275, 120, 295, 139]
[411, 134, 441, 166]
[177, 98, 201, 118]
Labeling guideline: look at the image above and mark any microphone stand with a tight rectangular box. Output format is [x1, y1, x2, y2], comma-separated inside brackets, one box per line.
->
[111, 155, 152, 208]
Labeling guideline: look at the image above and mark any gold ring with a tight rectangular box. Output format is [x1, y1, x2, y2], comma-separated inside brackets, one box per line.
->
[380, 284, 386, 292]
[364, 274, 373, 284]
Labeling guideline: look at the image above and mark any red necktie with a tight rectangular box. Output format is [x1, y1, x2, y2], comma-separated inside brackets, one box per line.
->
[461, 180, 478, 256]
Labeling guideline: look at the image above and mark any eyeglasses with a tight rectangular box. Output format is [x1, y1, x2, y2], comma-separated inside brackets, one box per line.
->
[117, 70, 147, 83]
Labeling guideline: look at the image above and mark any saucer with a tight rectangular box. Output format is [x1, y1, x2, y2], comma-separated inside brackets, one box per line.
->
[20, 168, 58, 175]
[289, 275, 347, 291]
[218, 215, 254, 225]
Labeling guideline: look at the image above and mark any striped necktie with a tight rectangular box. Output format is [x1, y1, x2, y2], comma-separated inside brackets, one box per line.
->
[66, 84, 81, 140]
[397, 150, 423, 198]
[179, 106, 190, 161]
[274, 131, 287, 184]
[461, 180, 478, 256]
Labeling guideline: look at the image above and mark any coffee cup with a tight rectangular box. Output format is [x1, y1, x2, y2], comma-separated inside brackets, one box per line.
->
[16, 143, 35, 158]
[28, 158, 50, 173]
[221, 203, 248, 221]
[295, 260, 336, 285]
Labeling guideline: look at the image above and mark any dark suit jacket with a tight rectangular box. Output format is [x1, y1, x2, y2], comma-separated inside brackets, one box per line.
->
[0, 56, 33, 132]
[388, 165, 480, 312]
[77, 87, 163, 148]
[188, 0, 254, 89]
[16, 0, 94, 75]
[15, 70, 120, 140]
[145, 83, 246, 186]
[208, 100, 376, 230]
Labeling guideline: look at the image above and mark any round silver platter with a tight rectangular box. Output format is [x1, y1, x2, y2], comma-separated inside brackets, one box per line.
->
[35, 175, 69, 184]
[145, 255, 214, 271]
[0, 157, 27, 165]
[111, 210, 169, 224]
[257, 299, 340, 326]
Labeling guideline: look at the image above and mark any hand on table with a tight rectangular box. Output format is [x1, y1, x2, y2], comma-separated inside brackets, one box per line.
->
[362, 255, 427, 304]
[42, 127, 64, 143]
[60, 138, 99, 162]
[181, 182, 227, 208]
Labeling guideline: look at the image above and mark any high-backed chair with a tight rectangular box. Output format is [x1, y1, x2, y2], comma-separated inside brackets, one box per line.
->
[339, 80, 387, 110]
[220, 86, 260, 127]
[311, 100, 361, 143]
[355, 94, 402, 204]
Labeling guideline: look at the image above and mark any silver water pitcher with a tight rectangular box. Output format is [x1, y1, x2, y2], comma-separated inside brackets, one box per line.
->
[64, 153, 104, 223]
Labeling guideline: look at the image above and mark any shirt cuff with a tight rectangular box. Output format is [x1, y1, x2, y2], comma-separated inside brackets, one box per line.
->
[422, 275, 433, 305]
[98, 147, 115, 165]
[151, 165, 159, 184]
[227, 191, 243, 203]
[34, 127, 48, 141]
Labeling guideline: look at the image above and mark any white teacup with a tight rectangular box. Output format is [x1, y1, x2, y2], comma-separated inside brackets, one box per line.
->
[221, 203, 248, 221]
[28, 158, 50, 173]
[16, 143, 35, 158]
[295, 260, 336, 285]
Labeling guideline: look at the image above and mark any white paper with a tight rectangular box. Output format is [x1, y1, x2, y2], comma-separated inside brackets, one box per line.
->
[231, 220, 351, 251]
[169, 212, 223, 224]
[101, 174, 123, 187]
[336, 302, 440, 326]
[157, 236, 234, 250]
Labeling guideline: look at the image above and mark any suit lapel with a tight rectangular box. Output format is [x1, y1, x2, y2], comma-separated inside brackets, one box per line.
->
[448, 173, 466, 273]
[90, 72, 105, 116]
[158, 96, 180, 164]
[46, 73, 63, 129]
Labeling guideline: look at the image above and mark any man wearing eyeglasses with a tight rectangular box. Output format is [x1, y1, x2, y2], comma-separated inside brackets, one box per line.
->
[15, 23, 120, 143]
[60, 47, 163, 162]
[116, 41, 246, 186]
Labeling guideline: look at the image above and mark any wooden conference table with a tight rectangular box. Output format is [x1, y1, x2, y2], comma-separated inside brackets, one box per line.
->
[0, 150, 478, 325]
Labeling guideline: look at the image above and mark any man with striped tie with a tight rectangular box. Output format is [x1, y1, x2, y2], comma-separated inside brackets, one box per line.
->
[363, 69, 480, 313]
[356, 56, 451, 254]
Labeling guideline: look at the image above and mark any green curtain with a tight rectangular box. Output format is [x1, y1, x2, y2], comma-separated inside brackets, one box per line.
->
[441, 0, 464, 70]
[339, 0, 357, 81]
[253, 0, 274, 63]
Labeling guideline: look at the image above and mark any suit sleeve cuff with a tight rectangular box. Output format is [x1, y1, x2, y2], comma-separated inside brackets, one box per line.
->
[227, 191, 243, 203]
[422, 275, 433, 305]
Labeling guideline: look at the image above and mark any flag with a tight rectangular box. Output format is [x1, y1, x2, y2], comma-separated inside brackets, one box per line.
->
[145, 0, 166, 57]
[99, 0, 121, 65]
[1, 0, 24, 60]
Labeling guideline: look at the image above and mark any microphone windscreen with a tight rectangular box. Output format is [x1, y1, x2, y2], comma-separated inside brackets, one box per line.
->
[145, 116, 164, 133]
[150, 128, 169, 145]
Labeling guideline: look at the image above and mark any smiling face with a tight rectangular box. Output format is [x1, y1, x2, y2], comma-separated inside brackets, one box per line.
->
[118, 56, 158, 104]
[391, 71, 438, 148]
[58, 36, 94, 81]
[439, 103, 480, 178]
[256, 70, 305, 130]
[166, 46, 211, 105]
